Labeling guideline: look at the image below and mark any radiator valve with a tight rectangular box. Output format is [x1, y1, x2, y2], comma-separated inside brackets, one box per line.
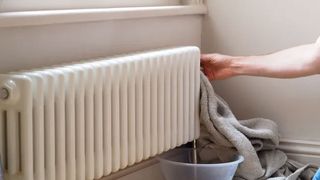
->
[0, 80, 19, 105]
[0, 87, 9, 100]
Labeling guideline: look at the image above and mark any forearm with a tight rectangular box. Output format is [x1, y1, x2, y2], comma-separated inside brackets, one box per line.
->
[231, 43, 320, 78]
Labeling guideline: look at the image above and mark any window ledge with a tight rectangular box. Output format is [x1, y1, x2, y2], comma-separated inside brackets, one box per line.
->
[0, 5, 207, 28]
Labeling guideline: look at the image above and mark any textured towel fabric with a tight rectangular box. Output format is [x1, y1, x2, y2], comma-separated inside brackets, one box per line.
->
[198, 72, 318, 180]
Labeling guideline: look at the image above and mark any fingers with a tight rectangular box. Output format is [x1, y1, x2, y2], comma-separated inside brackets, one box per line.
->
[200, 55, 207, 67]
[202, 66, 215, 80]
[200, 54, 215, 80]
[200, 54, 212, 67]
[200, 54, 210, 60]
[200, 54, 212, 63]
[200, 54, 216, 79]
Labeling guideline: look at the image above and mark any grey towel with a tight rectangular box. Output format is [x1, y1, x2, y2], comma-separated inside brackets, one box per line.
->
[198, 72, 318, 180]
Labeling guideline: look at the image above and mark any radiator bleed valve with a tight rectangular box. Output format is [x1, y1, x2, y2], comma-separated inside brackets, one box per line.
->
[0, 87, 9, 100]
[0, 80, 20, 105]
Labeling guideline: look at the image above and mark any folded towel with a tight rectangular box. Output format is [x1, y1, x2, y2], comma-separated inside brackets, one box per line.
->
[198, 72, 318, 180]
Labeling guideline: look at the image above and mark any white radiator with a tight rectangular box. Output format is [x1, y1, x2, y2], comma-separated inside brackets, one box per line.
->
[0, 46, 200, 180]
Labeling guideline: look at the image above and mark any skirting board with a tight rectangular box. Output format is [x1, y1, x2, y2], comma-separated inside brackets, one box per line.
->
[279, 139, 320, 165]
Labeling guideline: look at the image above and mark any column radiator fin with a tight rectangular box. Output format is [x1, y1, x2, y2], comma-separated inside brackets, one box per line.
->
[0, 46, 200, 180]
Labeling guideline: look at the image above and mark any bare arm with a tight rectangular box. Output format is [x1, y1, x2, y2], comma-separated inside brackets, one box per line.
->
[201, 36, 320, 80]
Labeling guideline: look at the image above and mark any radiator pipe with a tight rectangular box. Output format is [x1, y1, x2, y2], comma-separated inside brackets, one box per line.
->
[0, 156, 3, 180]
[192, 140, 198, 180]
[192, 140, 197, 164]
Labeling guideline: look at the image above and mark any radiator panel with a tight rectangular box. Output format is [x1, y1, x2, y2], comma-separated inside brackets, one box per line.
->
[75, 68, 86, 180]
[0, 47, 200, 180]
[63, 70, 77, 180]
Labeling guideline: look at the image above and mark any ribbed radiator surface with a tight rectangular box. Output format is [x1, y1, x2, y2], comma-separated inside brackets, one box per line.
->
[0, 46, 200, 180]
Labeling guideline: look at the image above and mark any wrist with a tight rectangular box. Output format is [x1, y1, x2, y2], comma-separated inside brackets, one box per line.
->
[230, 56, 265, 77]
[229, 56, 249, 76]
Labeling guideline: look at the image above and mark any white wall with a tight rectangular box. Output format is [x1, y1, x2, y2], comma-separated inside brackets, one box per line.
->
[202, 0, 320, 142]
[0, 15, 202, 73]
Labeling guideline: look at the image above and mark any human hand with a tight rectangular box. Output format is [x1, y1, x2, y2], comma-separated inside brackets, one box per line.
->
[200, 54, 236, 80]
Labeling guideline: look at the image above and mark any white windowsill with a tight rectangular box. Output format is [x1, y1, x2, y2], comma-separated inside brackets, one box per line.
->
[0, 5, 207, 28]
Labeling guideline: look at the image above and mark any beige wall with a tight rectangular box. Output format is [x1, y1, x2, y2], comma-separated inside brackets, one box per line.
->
[0, 15, 202, 73]
[202, 0, 320, 142]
